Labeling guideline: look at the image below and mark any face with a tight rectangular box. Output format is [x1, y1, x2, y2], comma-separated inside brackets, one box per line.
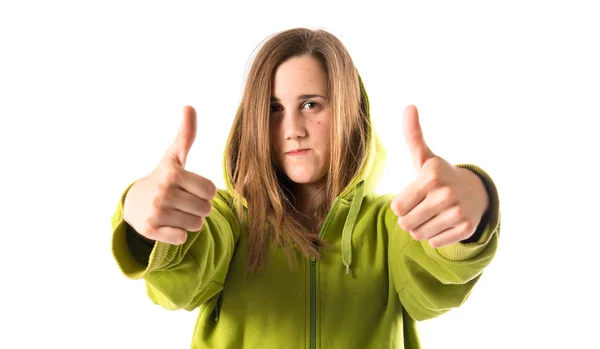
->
[270, 55, 331, 187]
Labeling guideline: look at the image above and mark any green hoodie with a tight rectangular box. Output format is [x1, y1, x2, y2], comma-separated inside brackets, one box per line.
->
[111, 113, 500, 349]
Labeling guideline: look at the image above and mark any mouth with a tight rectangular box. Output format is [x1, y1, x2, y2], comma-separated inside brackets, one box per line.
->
[286, 148, 311, 156]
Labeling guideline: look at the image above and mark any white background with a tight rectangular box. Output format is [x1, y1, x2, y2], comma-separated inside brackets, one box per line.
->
[1, 1, 599, 348]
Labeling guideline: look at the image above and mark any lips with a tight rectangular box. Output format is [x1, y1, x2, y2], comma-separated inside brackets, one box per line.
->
[286, 148, 310, 155]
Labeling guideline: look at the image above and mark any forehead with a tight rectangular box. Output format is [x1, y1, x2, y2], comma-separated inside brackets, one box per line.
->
[271, 55, 327, 98]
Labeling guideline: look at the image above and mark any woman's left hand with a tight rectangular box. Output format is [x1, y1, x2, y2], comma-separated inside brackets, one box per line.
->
[390, 105, 490, 248]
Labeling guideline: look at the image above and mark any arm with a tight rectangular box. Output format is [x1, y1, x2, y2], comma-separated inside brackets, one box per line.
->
[111, 182, 241, 311]
[387, 164, 500, 321]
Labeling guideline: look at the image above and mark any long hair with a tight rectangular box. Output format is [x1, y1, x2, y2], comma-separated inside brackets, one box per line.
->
[225, 28, 371, 272]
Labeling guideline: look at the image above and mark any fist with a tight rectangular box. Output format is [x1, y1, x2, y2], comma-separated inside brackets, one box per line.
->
[391, 105, 489, 248]
[123, 106, 217, 245]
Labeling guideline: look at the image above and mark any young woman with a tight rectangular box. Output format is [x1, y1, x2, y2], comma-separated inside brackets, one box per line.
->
[111, 27, 500, 349]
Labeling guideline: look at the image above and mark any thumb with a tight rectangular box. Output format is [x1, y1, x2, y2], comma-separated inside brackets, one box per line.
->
[403, 105, 435, 172]
[166, 105, 197, 167]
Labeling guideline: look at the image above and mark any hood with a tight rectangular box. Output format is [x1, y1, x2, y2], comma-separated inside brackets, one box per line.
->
[333, 79, 388, 275]
[222, 76, 387, 274]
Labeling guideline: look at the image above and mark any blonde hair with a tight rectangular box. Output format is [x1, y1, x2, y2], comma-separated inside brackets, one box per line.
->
[225, 28, 371, 272]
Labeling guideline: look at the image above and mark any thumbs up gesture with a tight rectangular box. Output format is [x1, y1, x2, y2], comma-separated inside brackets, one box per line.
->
[390, 105, 490, 248]
[123, 106, 217, 245]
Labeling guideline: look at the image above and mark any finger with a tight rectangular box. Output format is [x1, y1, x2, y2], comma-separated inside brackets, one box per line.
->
[408, 205, 463, 241]
[166, 105, 197, 167]
[391, 179, 427, 217]
[427, 222, 473, 248]
[179, 170, 217, 201]
[403, 105, 435, 172]
[395, 185, 457, 232]
[150, 226, 188, 245]
[150, 208, 205, 232]
[161, 212, 205, 233]
[160, 187, 213, 217]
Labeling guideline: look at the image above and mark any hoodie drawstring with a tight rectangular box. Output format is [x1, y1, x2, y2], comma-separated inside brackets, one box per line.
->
[341, 180, 365, 275]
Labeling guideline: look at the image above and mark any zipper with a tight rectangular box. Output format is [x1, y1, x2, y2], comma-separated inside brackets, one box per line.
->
[310, 199, 340, 349]
[310, 257, 316, 349]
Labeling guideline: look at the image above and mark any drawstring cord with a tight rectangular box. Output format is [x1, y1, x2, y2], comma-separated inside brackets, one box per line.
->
[341, 180, 365, 275]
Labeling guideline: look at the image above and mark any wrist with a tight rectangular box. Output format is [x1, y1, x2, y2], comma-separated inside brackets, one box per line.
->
[460, 167, 490, 213]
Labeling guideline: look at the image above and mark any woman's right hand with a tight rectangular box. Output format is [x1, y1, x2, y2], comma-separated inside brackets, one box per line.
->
[123, 106, 217, 245]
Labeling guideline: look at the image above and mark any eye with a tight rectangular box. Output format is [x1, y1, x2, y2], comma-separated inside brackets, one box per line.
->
[303, 101, 319, 110]
[270, 104, 282, 113]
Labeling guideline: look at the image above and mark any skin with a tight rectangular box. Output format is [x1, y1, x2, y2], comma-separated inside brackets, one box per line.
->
[269, 55, 332, 215]
[392, 105, 490, 247]
[124, 106, 216, 245]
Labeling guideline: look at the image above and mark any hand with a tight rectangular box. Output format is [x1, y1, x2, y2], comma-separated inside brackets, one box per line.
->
[123, 106, 217, 245]
[390, 105, 490, 248]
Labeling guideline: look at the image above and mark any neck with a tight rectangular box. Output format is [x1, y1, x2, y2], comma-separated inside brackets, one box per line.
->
[291, 178, 326, 217]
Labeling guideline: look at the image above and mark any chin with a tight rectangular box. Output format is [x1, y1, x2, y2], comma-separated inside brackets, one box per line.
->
[284, 169, 325, 185]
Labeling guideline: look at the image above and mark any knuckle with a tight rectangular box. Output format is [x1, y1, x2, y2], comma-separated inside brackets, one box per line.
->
[207, 181, 217, 199]
[452, 205, 465, 220]
[463, 220, 475, 233]
[157, 234, 172, 244]
[174, 231, 187, 245]
[148, 206, 164, 223]
[143, 213, 155, 228]
[410, 230, 422, 240]
[427, 172, 443, 188]
[141, 225, 157, 240]
[151, 192, 167, 210]
[397, 216, 407, 230]
[155, 175, 170, 191]
[439, 187, 456, 205]
[404, 219, 415, 232]
[151, 194, 164, 209]
[203, 202, 213, 217]
[184, 216, 204, 232]
[162, 190, 175, 207]
[163, 168, 181, 185]
[393, 201, 405, 216]
[429, 239, 440, 248]
[191, 217, 204, 231]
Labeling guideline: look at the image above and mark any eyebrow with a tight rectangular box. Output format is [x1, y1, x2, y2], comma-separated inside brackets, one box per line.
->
[270, 94, 327, 102]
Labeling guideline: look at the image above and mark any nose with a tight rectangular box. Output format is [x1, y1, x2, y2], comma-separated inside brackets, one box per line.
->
[283, 110, 306, 140]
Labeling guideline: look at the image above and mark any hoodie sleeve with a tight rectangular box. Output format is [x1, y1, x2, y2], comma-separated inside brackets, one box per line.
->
[110, 182, 241, 311]
[387, 164, 500, 321]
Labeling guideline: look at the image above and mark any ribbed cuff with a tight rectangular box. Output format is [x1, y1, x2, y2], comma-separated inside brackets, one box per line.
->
[110, 181, 180, 279]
